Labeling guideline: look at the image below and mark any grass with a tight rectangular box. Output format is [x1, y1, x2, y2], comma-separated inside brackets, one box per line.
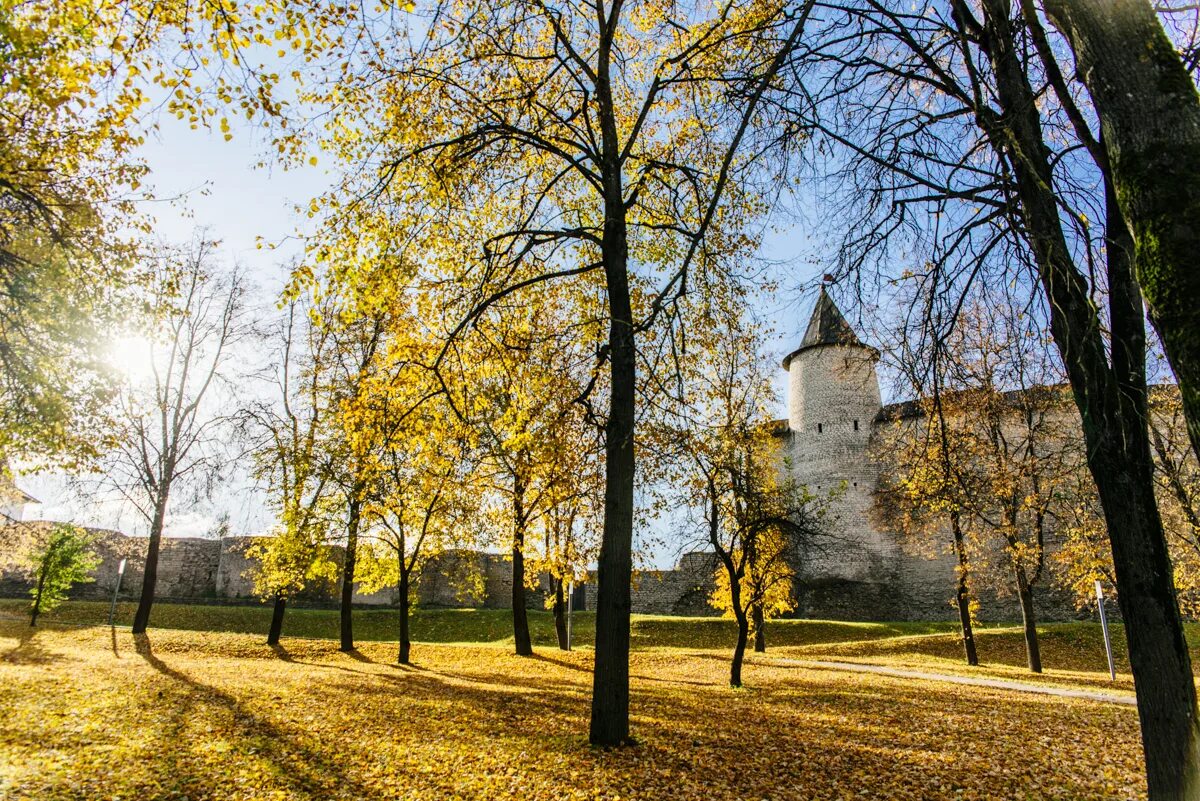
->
[6, 598, 1198, 697]
[0, 621, 1148, 800]
[0, 598, 966, 649]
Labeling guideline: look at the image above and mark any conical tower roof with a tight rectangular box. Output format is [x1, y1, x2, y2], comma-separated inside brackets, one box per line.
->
[782, 287, 869, 369]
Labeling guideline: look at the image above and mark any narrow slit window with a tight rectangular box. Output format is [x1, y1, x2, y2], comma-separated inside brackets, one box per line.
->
[853, 419, 859, 431]
[817, 423, 823, 434]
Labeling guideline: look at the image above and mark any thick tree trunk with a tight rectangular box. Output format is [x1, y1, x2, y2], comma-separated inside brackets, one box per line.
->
[512, 494, 533, 657]
[132, 496, 169, 634]
[398, 567, 411, 665]
[950, 512, 979, 666]
[267, 595, 287, 646]
[589, 56, 635, 744]
[553, 578, 569, 651]
[1014, 564, 1042, 673]
[731, 611, 749, 688]
[339, 496, 361, 652]
[1046, 0, 1200, 462]
[963, 2, 1200, 795]
[752, 603, 766, 653]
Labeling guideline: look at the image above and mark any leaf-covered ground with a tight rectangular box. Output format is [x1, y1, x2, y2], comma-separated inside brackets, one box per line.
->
[0, 621, 1148, 800]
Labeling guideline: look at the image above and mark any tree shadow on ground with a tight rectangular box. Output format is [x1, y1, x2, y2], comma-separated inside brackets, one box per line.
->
[133, 632, 379, 801]
[530, 652, 591, 674]
[1, 625, 66, 665]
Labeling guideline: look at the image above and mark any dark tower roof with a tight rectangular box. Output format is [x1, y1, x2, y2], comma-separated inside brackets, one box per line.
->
[782, 287, 871, 369]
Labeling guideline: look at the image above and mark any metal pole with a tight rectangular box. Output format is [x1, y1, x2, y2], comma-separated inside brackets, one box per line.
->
[566, 580, 573, 652]
[1095, 579, 1116, 681]
[108, 558, 127, 627]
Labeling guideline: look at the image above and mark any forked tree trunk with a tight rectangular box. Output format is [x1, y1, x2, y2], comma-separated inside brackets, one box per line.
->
[950, 512, 979, 666]
[752, 603, 766, 653]
[963, 1, 1200, 794]
[132, 495, 169, 634]
[512, 492, 533, 657]
[553, 578, 569, 651]
[339, 495, 361, 652]
[1013, 562, 1042, 673]
[267, 595, 287, 646]
[1045, 0, 1200, 462]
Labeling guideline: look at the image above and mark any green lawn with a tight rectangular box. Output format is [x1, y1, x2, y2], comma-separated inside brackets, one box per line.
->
[0, 598, 966, 649]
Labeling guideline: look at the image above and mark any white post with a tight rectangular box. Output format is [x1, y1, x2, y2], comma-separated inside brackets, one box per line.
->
[566, 580, 573, 652]
[1095, 579, 1116, 681]
[108, 558, 127, 627]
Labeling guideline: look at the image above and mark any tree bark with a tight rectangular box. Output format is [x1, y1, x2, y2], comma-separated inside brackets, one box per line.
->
[950, 512, 979, 667]
[553, 577, 569, 651]
[589, 41, 635, 745]
[752, 602, 766, 653]
[511, 489, 533, 657]
[132, 495, 169, 634]
[1046, 0, 1200, 463]
[339, 495, 361, 652]
[731, 609, 749, 688]
[398, 566, 411, 665]
[267, 595, 287, 646]
[30, 562, 47, 627]
[961, 1, 1200, 795]
[1014, 562, 1042, 673]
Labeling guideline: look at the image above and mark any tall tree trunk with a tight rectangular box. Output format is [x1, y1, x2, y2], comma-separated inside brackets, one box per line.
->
[589, 55, 635, 745]
[398, 566, 411, 665]
[731, 609, 749, 688]
[512, 492, 533, 657]
[1013, 562, 1042, 673]
[267, 595, 287, 646]
[950, 511, 979, 666]
[1046, 0, 1200, 463]
[752, 602, 766, 653]
[339, 495, 361, 652]
[962, 2, 1200, 794]
[30, 563, 47, 627]
[553, 577, 569, 651]
[132, 494, 169, 634]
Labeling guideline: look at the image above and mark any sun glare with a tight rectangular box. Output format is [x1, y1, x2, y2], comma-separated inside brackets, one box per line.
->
[107, 335, 158, 385]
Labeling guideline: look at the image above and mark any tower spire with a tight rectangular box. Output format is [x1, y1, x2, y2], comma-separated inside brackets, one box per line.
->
[782, 287, 867, 369]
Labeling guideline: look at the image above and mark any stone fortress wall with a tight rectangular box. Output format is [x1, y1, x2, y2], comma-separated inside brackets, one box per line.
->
[0, 289, 1099, 622]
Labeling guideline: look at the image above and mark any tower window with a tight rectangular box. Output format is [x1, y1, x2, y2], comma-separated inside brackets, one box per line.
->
[817, 423, 823, 434]
[853, 419, 859, 431]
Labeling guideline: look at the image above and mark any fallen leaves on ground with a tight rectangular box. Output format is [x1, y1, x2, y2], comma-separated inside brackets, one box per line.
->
[0, 622, 1145, 800]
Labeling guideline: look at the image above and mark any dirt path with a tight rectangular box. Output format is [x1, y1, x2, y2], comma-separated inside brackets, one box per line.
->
[771, 657, 1137, 706]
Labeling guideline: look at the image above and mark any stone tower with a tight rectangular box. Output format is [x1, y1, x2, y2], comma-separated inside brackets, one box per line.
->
[782, 289, 896, 610]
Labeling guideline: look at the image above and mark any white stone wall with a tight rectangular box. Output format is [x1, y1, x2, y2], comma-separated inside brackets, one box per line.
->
[785, 343, 894, 584]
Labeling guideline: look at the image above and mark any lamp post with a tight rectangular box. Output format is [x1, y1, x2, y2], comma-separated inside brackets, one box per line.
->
[108, 558, 127, 627]
[1095, 579, 1116, 681]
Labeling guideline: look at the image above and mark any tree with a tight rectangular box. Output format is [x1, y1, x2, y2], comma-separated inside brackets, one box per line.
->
[279, 0, 820, 745]
[790, 0, 1199, 789]
[660, 303, 827, 686]
[874, 400, 982, 667]
[322, 307, 388, 653]
[462, 293, 601, 657]
[25, 524, 100, 626]
[99, 237, 253, 634]
[0, 0, 154, 464]
[352, 338, 481, 665]
[243, 298, 339, 645]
